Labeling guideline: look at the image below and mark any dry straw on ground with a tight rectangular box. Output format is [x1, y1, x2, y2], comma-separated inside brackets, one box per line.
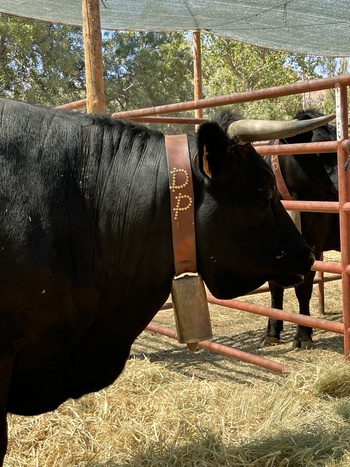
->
[4, 252, 350, 466]
[5, 358, 350, 466]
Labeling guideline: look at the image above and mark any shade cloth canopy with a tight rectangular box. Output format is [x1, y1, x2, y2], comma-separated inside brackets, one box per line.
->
[0, 0, 348, 57]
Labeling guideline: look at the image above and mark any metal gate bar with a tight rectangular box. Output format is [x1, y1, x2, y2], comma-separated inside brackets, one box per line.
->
[206, 295, 344, 334]
[146, 322, 293, 375]
[335, 83, 350, 356]
[146, 79, 350, 368]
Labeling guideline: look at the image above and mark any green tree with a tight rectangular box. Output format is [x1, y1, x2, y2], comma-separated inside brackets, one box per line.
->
[0, 16, 195, 132]
[201, 33, 304, 119]
[102, 31, 193, 111]
[0, 15, 348, 124]
[0, 14, 85, 105]
[102, 30, 194, 132]
[315, 57, 350, 114]
[199, 33, 350, 120]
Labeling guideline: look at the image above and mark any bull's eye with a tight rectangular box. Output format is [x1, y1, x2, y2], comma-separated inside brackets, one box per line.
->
[258, 185, 271, 195]
[258, 186, 269, 193]
[257, 184, 275, 200]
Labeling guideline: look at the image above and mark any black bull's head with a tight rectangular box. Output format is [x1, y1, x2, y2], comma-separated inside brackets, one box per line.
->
[193, 111, 335, 299]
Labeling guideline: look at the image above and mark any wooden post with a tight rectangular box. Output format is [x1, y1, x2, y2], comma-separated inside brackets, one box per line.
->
[193, 30, 203, 121]
[82, 0, 105, 114]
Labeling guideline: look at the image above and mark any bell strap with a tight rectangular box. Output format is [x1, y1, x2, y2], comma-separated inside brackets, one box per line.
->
[165, 134, 197, 276]
[271, 140, 293, 200]
[271, 141, 302, 232]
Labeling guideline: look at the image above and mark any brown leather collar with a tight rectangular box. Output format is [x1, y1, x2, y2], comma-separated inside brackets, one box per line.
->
[271, 140, 293, 200]
[165, 134, 197, 276]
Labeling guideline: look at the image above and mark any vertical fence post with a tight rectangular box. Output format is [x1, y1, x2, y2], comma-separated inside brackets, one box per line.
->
[193, 29, 203, 126]
[82, 0, 105, 114]
[336, 83, 350, 358]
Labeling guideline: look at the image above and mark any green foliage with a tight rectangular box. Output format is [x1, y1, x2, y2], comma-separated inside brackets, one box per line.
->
[317, 57, 350, 114]
[0, 14, 85, 105]
[201, 33, 304, 119]
[102, 31, 193, 112]
[0, 14, 348, 123]
[0, 16, 194, 124]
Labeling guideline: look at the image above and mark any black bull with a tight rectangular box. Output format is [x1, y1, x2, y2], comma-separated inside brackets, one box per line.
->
[0, 100, 332, 464]
[260, 109, 339, 349]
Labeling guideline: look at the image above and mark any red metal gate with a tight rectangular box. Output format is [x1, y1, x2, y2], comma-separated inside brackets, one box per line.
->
[132, 76, 350, 373]
[143, 76, 350, 374]
[61, 75, 350, 373]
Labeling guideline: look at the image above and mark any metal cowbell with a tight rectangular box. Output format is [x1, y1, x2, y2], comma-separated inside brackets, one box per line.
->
[171, 272, 213, 351]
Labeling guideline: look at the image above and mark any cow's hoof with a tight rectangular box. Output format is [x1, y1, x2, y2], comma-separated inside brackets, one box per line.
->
[292, 339, 313, 350]
[300, 340, 314, 350]
[292, 339, 300, 349]
[260, 336, 280, 347]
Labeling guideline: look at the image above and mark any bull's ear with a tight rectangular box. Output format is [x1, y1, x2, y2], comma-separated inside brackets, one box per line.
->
[196, 122, 230, 179]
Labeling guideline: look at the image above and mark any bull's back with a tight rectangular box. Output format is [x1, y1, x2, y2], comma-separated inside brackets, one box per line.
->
[0, 100, 173, 415]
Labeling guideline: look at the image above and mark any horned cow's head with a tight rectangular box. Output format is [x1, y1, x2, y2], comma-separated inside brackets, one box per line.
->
[195, 110, 336, 181]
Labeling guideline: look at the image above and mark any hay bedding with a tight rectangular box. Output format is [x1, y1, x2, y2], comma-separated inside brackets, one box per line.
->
[4, 252, 350, 467]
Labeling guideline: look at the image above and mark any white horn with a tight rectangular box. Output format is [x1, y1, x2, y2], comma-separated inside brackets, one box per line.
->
[228, 114, 336, 144]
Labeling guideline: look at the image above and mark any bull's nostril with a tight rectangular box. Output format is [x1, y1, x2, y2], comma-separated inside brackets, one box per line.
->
[275, 250, 286, 260]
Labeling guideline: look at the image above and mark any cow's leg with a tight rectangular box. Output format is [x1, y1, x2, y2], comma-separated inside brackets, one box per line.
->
[0, 358, 12, 466]
[261, 282, 284, 346]
[292, 272, 315, 349]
